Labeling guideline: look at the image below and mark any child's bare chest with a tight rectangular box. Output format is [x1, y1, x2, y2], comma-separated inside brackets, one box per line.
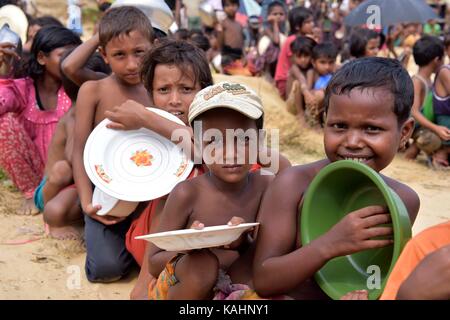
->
[188, 189, 263, 227]
[94, 86, 150, 126]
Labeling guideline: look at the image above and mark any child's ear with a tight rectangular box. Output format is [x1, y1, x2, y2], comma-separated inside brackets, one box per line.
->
[398, 117, 415, 151]
[99, 46, 109, 65]
[37, 51, 46, 66]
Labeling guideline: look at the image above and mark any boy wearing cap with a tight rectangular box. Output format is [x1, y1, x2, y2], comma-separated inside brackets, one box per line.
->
[147, 82, 275, 300]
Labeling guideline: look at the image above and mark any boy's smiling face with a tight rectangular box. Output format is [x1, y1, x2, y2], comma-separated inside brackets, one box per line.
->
[101, 30, 151, 85]
[324, 88, 413, 172]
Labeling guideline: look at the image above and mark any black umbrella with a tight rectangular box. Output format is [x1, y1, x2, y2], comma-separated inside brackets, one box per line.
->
[344, 0, 438, 27]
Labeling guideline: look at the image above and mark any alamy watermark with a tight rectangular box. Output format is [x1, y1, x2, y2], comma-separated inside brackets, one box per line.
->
[366, 5, 381, 30]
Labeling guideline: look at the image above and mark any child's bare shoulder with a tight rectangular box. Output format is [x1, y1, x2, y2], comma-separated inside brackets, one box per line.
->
[168, 174, 204, 203]
[381, 175, 420, 224]
[259, 160, 329, 207]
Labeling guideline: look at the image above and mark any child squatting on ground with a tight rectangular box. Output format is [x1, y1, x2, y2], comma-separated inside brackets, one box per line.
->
[147, 82, 278, 300]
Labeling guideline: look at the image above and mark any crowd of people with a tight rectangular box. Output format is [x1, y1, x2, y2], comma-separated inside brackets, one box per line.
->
[0, 0, 449, 300]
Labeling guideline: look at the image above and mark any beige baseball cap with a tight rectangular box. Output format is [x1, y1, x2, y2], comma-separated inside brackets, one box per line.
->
[189, 82, 264, 125]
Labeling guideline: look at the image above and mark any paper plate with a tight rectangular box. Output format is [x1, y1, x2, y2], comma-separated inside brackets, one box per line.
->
[0, 5, 28, 44]
[84, 108, 193, 202]
[135, 222, 260, 251]
[92, 187, 139, 217]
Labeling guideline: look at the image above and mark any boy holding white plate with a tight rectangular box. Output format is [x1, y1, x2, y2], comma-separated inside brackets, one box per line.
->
[72, 7, 154, 283]
[147, 83, 278, 300]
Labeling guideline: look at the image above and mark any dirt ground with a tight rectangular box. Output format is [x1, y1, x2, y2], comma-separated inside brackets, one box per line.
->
[0, 0, 449, 300]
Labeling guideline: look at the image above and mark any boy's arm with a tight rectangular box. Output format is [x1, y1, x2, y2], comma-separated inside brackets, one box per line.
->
[253, 163, 394, 297]
[61, 34, 107, 86]
[73, 81, 123, 225]
[147, 182, 194, 277]
[104, 100, 194, 160]
[306, 69, 315, 89]
[215, 21, 225, 51]
[396, 244, 450, 300]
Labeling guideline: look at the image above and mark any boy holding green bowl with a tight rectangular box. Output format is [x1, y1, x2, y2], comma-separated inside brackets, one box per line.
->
[253, 57, 420, 299]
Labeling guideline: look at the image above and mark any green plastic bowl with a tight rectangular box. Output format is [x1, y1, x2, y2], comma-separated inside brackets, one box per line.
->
[300, 160, 412, 300]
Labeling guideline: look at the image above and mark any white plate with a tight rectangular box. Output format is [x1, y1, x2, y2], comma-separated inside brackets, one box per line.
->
[134, 222, 260, 251]
[92, 187, 139, 217]
[84, 108, 193, 202]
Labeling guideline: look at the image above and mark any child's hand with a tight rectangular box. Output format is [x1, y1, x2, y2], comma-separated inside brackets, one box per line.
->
[223, 216, 254, 251]
[105, 100, 147, 131]
[397, 244, 450, 300]
[320, 206, 393, 258]
[434, 125, 450, 141]
[190, 220, 205, 230]
[84, 203, 126, 225]
[340, 290, 369, 300]
[0, 42, 19, 64]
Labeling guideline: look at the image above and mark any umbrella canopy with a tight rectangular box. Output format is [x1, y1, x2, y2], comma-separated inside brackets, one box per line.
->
[238, 0, 262, 17]
[344, 0, 438, 27]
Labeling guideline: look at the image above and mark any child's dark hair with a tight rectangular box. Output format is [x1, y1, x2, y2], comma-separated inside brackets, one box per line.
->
[153, 28, 167, 39]
[413, 35, 444, 66]
[59, 48, 110, 101]
[98, 6, 154, 48]
[288, 6, 313, 35]
[222, 0, 239, 7]
[27, 26, 81, 81]
[444, 33, 450, 48]
[189, 33, 211, 52]
[174, 28, 189, 41]
[324, 57, 413, 125]
[268, 1, 286, 14]
[312, 42, 338, 61]
[349, 28, 380, 58]
[290, 36, 317, 56]
[141, 39, 213, 94]
[29, 16, 63, 29]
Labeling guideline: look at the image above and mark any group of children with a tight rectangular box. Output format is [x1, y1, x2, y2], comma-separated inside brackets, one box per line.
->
[0, 2, 449, 300]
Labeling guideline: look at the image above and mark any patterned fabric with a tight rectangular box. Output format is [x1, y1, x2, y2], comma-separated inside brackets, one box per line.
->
[0, 78, 71, 198]
[148, 254, 183, 300]
[0, 78, 72, 163]
[0, 113, 44, 198]
[213, 270, 264, 300]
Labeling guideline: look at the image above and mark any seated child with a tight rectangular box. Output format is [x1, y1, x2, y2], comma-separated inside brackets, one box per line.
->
[431, 63, 450, 168]
[72, 6, 154, 283]
[252, 57, 420, 300]
[380, 221, 450, 300]
[300, 42, 338, 128]
[348, 27, 381, 60]
[34, 48, 109, 240]
[147, 82, 274, 300]
[404, 36, 446, 161]
[286, 36, 317, 120]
